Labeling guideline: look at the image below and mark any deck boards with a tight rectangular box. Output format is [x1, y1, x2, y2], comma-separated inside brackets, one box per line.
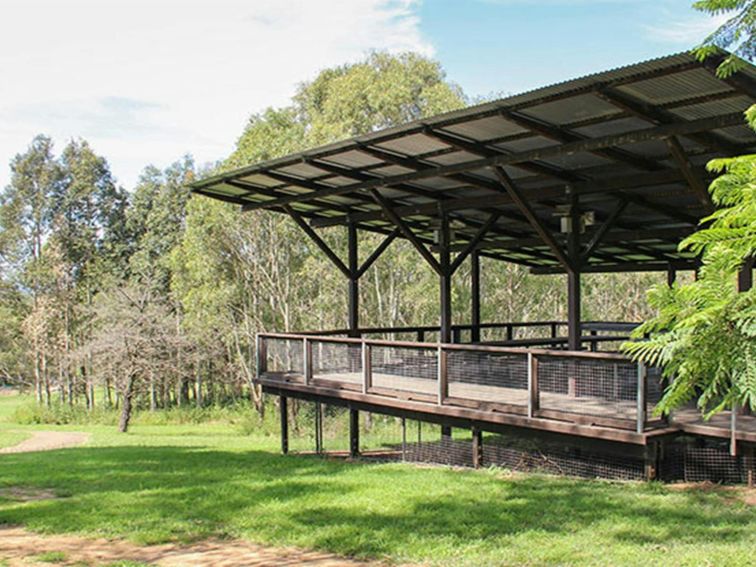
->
[265, 370, 756, 443]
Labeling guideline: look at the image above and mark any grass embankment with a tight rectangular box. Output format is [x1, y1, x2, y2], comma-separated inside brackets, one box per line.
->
[0, 393, 754, 566]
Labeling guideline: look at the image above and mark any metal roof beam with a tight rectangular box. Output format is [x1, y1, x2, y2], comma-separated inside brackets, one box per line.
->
[595, 88, 742, 154]
[581, 199, 629, 261]
[531, 259, 700, 275]
[309, 167, 700, 228]
[284, 205, 350, 278]
[665, 136, 714, 210]
[499, 110, 664, 171]
[370, 189, 442, 275]
[493, 166, 573, 271]
[239, 112, 744, 211]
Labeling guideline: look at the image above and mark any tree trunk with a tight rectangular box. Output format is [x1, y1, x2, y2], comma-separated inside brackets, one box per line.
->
[119, 374, 136, 433]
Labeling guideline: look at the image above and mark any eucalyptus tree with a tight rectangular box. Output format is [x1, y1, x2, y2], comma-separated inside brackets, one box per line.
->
[694, 0, 756, 76]
[0, 135, 63, 401]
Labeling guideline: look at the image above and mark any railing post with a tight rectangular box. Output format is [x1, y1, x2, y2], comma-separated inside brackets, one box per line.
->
[730, 402, 738, 457]
[550, 323, 558, 339]
[527, 352, 539, 418]
[636, 362, 647, 434]
[362, 342, 372, 394]
[256, 334, 267, 378]
[437, 345, 448, 405]
[417, 330, 425, 342]
[506, 324, 514, 342]
[303, 337, 312, 384]
[452, 327, 461, 344]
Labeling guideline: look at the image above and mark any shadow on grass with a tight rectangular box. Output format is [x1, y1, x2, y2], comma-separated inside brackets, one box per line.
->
[0, 445, 753, 560]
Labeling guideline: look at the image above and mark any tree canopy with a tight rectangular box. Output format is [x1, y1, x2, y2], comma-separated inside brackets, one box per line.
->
[694, 0, 756, 76]
[624, 110, 756, 415]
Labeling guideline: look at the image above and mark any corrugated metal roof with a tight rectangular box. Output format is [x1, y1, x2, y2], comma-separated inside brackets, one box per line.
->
[191, 51, 756, 272]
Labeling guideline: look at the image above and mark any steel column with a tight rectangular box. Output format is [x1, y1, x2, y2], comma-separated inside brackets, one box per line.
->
[567, 192, 582, 351]
[348, 223, 359, 337]
[739, 257, 754, 292]
[471, 251, 481, 343]
[439, 211, 452, 344]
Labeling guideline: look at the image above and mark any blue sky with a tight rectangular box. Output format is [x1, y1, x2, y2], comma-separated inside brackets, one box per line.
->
[420, 0, 724, 98]
[0, 0, 727, 190]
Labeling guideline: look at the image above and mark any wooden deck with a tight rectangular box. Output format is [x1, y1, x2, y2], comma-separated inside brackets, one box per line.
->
[258, 332, 756, 449]
[262, 370, 756, 445]
[313, 370, 640, 421]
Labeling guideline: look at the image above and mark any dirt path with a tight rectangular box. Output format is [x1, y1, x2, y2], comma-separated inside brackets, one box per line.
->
[0, 527, 378, 566]
[0, 431, 90, 454]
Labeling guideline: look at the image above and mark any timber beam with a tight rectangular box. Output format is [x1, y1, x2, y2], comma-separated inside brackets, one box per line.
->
[493, 166, 573, 271]
[285, 205, 350, 277]
[370, 189, 442, 275]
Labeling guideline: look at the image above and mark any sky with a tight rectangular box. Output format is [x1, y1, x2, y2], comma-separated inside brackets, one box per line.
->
[0, 0, 730, 190]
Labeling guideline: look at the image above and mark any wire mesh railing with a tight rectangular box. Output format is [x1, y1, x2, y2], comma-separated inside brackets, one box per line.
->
[258, 332, 660, 432]
[298, 320, 637, 351]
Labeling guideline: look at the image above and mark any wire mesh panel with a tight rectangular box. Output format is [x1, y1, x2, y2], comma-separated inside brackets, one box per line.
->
[683, 443, 746, 484]
[537, 355, 638, 420]
[284, 399, 317, 453]
[646, 366, 664, 411]
[482, 434, 646, 481]
[447, 349, 528, 406]
[262, 337, 304, 382]
[311, 340, 363, 386]
[370, 344, 438, 395]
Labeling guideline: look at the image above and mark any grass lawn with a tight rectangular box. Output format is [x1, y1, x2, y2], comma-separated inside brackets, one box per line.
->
[0, 394, 754, 566]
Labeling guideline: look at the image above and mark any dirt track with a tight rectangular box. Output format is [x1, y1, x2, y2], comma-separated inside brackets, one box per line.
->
[0, 527, 377, 566]
[0, 430, 379, 565]
[0, 430, 90, 454]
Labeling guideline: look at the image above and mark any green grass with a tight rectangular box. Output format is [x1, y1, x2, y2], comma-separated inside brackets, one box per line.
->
[0, 393, 754, 566]
[35, 551, 68, 563]
[0, 429, 29, 449]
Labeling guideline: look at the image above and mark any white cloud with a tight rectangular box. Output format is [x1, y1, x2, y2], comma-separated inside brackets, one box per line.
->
[0, 0, 432, 189]
[644, 12, 730, 44]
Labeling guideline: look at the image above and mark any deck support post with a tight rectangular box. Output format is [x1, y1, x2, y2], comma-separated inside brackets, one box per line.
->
[280, 396, 288, 455]
[315, 401, 323, 454]
[746, 445, 754, 488]
[644, 441, 658, 481]
[401, 417, 407, 461]
[441, 425, 452, 440]
[349, 407, 360, 458]
[472, 427, 483, 469]
[471, 251, 481, 343]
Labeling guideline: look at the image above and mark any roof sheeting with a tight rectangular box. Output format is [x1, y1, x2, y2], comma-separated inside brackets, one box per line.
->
[191, 51, 756, 272]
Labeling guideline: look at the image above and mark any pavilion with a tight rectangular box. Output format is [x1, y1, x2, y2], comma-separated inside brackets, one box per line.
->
[191, 51, 756, 483]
